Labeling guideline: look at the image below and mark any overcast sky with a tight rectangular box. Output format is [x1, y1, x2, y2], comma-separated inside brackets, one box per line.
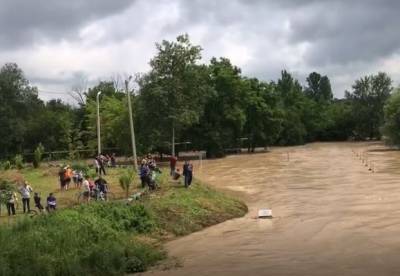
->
[1, 0, 399, 102]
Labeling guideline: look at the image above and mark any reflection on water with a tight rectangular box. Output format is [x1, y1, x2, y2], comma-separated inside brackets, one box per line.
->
[145, 142, 400, 276]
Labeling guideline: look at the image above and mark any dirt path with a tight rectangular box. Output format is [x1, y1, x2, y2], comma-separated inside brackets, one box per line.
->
[145, 142, 400, 276]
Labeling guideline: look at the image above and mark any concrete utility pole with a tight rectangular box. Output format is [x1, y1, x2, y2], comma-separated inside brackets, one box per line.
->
[172, 122, 175, 157]
[125, 76, 138, 172]
[96, 91, 102, 155]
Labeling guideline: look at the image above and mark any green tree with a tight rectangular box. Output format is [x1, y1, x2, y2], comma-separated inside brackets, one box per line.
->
[346, 72, 392, 139]
[138, 34, 211, 156]
[85, 81, 124, 102]
[24, 99, 73, 152]
[86, 95, 131, 153]
[382, 88, 400, 145]
[305, 72, 333, 103]
[275, 70, 308, 145]
[181, 57, 248, 157]
[242, 78, 282, 151]
[0, 63, 43, 158]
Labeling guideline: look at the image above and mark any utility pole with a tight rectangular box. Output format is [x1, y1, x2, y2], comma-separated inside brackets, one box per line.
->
[125, 77, 138, 172]
[96, 91, 102, 155]
[172, 121, 175, 157]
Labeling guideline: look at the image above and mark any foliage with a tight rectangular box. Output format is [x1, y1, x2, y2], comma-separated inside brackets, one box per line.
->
[119, 170, 135, 198]
[0, 35, 399, 158]
[33, 143, 45, 168]
[382, 88, 400, 145]
[0, 161, 12, 170]
[305, 72, 333, 103]
[14, 154, 24, 170]
[137, 34, 212, 154]
[0, 203, 163, 275]
[346, 72, 393, 139]
[86, 95, 132, 153]
[0, 169, 247, 275]
[71, 162, 90, 176]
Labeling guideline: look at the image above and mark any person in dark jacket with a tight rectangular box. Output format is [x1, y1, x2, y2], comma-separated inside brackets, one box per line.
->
[139, 159, 150, 188]
[183, 160, 193, 188]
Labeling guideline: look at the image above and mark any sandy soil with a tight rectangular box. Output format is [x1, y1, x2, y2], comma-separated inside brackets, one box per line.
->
[144, 142, 400, 276]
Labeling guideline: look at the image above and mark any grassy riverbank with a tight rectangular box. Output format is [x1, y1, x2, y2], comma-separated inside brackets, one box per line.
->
[0, 169, 247, 275]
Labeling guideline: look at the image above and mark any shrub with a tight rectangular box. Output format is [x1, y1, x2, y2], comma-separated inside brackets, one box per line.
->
[0, 160, 12, 170]
[119, 170, 135, 198]
[71, 162, 90, 176]
[0, 202, 163, 275]
[14, 154, 24, 170]
[33, 143, 45, 168]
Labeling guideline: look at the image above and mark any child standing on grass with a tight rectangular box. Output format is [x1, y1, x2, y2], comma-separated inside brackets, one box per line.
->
[34, 192, 44, 212]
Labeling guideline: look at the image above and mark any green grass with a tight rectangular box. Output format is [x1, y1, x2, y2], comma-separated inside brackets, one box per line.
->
[0, 166, 128, 215]
[0, 166, 247, 275]
[147, 180, 247, 236]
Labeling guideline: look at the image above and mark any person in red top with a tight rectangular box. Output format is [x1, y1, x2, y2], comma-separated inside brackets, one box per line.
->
[169, 155, 178, 176]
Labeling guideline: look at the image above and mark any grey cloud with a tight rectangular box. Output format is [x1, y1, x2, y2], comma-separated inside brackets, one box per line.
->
[0, 0, 135, 49]
[2, 0, 400, 100]
[176, 0, 400, 66]
[286, 0, 400, 65]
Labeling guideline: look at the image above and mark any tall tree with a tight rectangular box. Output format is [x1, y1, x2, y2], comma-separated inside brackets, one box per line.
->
[346, 72, 392, 139]
[382, 88, 400, 145]
[243, 78, 282, 151]
[138, 34, 212, 155]
[305, 72, 333, 103]
[275, 70, 307, 145]
[0, 63, 43, 158]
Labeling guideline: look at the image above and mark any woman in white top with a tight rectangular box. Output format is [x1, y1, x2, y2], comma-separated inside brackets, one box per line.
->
[19, 181, 33, 213]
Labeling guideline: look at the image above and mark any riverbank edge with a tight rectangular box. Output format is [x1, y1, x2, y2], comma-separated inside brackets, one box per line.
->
[0, 172, 248, 275]
[143, 176, 249, 271]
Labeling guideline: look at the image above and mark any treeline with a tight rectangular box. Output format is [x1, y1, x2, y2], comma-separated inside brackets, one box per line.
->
[0, 34, 398, 160]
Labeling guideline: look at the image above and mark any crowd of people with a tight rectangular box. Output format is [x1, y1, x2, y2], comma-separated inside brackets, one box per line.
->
[0, 181, 58, 216]
[139, 154, 162, 190]
[94, 153, 116, 175]
[1, 152, 196, 217]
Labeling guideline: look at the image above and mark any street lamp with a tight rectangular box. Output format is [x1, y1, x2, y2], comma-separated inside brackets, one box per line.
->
[96, 91, 102, 156]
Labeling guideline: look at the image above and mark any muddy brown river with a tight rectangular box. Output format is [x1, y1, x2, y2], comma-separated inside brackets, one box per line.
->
[145, 142, 400, 276]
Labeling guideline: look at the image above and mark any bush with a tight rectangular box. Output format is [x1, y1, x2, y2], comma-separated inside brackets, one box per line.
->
[33, 143, 45, 168]
[13, 154, 24, 170]
[0, 160, 11, 170]
[119, 170, 135, 198]
[0, 202, 163, 275]
[71, 162, 90, 176]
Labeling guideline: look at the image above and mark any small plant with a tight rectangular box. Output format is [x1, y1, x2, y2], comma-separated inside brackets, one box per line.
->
[71, 162, 90, 176]
[33, 143, 45, 168]
[14, 154, 24, 170]
[119, 170, 135, 198]
[0, 161, 11, 170]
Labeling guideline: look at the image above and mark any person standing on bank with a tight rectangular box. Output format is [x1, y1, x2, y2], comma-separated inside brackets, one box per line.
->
[6, 190, 17, 216]
[183, 160, 194, 188]
[19, 181, 33, 213]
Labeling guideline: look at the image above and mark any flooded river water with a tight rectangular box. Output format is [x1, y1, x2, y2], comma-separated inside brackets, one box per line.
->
[146, 142, 400, 276]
